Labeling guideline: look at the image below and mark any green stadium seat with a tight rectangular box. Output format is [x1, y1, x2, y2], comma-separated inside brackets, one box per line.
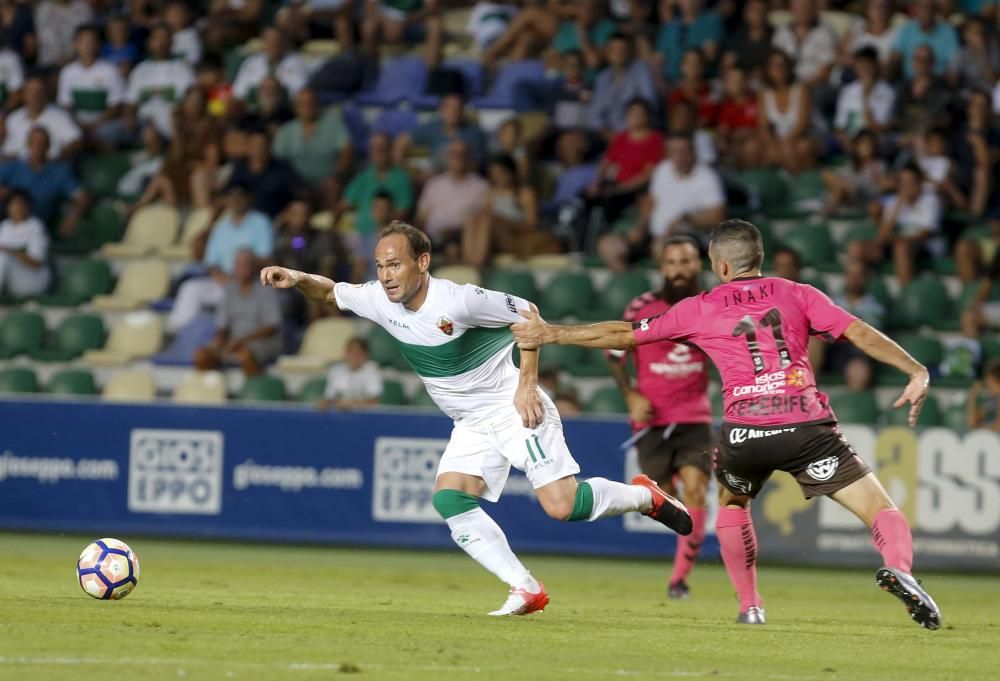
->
[29, 314, 105, 362]
[579, 271, 650, 321]
[876, 335, 942, 386]
[943, 404, 968, 431]
[239, 375, 287, 402]
[541, 272, 594, 319]
[37, 259, 113, 307]
[982, 339, 1000, 365]
[889, 276, 950, 330]
[838, 221, 877, 254]
[781, 223, 837, 271]
[46, 369, 97, 396]
[298, 377, 327, 403]
[0, 311, 44, 358]
[0, 367, 38, 393]
[483, 269, 538, 302]
[866, 274, 892, 308]
[585, 386, 627, 415]
[830, 391, 880, 424]
[81, 152, 132, 199]
[885, 394, 942, 427]
[537, 343, 586, 372]
[380, 379, 406, 406]
[83, 200, 126, 247]
[788, 169, 825, 204]
[566, 348, 614, 378]
[738, 168, 786, 213]
[367, 326, 410, 371]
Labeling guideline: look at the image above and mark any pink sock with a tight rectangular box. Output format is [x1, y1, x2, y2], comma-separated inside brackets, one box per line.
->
[871, 508, 913, 572]
[670, 507, 707, 584]
[716, 507, 762, 611]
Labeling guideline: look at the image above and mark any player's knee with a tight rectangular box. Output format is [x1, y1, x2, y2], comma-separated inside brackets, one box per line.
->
[684, 485, 707, 508]
[541, 496, 575, 522]
[432, 489, 480, 520]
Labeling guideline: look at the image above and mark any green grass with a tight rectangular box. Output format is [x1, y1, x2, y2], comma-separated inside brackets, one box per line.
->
[0, 533, 995, 681]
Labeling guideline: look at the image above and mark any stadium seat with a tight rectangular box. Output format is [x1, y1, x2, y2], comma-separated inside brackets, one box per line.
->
[737, 168, 787, 213]
[540, 163, 598, 215]
[787, 169, 825, 204]
[371, 108, 420, 138]
[541, 271, 595, 319]
[565, 348, 614, 378]
[537, 343, 586, 372]
[277, 318, 356, 372]
[81, 152, 132, 199]
[781, 222, 836, 271]
[173, 371, 228, 405]
[298, 377, 327, 403]
[829, 391, 879, 424]
[102, 370, 156, 402]
[838, 221, 877, 254]
[890, 276, 951, 330]
[433, 265, 481, 286]
[483, 269, 538, 302]
[581, 271, 651, 321]
[239, 375, 287, 402]
[526, 253, 574, 270]
[367, 326, 410, 371]
[158, 207, 215, 260]
[899, 335, 944, 367]
[0, 311, 44, 358]
[982, 339, 1000, 365]
[380, 379, 406, 406]
[585, 386, 627, 415]
[356, 56, 429, 106]
[101, 204, 181, 258]
[0, 367, 38, 393]
[84, 312, 164, 366]
[46, 369, 97, 396]
[37, 259, 113, 307]
[29, 313, 105, 362]
[92, 259, 171, 311]
[473, 59, 546, 109]
[885, 394, 943, 427]
[943, 404, 967, 431]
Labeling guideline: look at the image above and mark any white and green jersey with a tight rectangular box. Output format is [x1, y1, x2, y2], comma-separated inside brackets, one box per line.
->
[58, 59, 126, 124]
[333, 276, 531, 424]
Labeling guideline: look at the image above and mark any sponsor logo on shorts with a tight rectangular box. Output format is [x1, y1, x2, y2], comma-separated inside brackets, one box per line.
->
[724, 472, 752, 494]
[128, 429, 223, 515]
[728, 427, 798, 444]
[437, 316, 454, 336]
[806, 456, 840, 481]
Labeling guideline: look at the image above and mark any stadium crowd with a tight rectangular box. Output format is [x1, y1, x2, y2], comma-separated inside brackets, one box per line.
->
[0, 0, 996, 428]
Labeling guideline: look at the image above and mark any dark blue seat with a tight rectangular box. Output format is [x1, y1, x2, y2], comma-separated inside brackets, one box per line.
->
[356, 57, 429, 107]
[541, 163, 598, 214]
[472, 60, 546, 109]
[371, 108, 420, 138]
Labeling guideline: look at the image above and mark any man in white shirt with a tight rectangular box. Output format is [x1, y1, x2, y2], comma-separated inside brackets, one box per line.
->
[834, 47, 895, 147]
[166, 0, 203, 66]
[58, 25, 126, 145]
[0, 190, 50, 297]
[125, 24, 195, 138]
[232, 26, 308, 105]
[597, 134, 725, 271]
[318, 336, 384, 410]
[1, 75, 82, 160]
[0, 47, 24, 112]
[771, 0, 837, 87]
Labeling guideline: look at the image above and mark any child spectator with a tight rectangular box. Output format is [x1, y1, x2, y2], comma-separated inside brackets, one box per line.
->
[821, 130, 888, 216]
[0, 190, 49, 297]
[318, 337, 383, 411]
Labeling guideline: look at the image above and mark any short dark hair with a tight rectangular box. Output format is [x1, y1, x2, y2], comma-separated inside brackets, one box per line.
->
[489, 153, 518, 178]
[75, 24, 100, 40]
[608, 32, 629, 44]
[378, 220, 432, 259]
[662, 234, 701, 253]
[7, 188, 31, 207]
[899, 160, 925, 181]
[372, 190, 393, 203]
[709, 219, 764, 273]
[853, 46, 879, 64]
[346, 336, 370, 354]
[773, 245, 802, 269]
[625, 97, 652, 117]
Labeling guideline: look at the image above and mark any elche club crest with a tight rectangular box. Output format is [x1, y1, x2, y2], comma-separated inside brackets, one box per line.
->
[438, 316, 454, 336]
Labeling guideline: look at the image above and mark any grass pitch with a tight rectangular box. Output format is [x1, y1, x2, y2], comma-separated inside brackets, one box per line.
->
[0, 533, 995, 681]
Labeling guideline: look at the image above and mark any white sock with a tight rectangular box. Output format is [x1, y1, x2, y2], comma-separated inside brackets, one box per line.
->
[586, 477, 652, 521]
[446, 508, 540, 593]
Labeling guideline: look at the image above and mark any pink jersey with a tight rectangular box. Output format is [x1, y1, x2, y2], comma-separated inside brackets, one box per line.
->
[611, 291, 712, 428]
[632, 277, 858, 427]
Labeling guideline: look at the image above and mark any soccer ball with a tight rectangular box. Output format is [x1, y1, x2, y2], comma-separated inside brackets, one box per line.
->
[76, 538, 140, 600]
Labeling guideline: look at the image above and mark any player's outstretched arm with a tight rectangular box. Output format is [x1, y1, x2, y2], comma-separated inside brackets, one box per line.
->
[843, 319, 929, 427]
[260, 266, 336, 305]
[512, 310, 636, 351]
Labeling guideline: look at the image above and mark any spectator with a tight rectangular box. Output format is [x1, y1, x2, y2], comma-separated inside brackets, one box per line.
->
[842, 355, 874, 393]
[318, 337, 383, 411]
[553, 390, 581, 417]
[821, 129, 888, 216]
[833, 259, 886, 328]
[168, 183, 274, 333]
[341, 132, 413, 246]
[654, 0, 723, 84]
[914, 127, 967, 210]
[0, 190, 50, 297]
[721, 0, 772, 83]
[512, 50, 593, 143]
[892, 0, 959, 81]
[940, 306, 984, 381]
[35, 0, 92, 68]
[955, 16, 1000, 94]
[1, 75, 82, 160]
[953, 89, 997, 218]
[771, 245, 803, 282]
[238, 75, 294, 133]
[757, 49, 818, 174]
[415, 139, 488, 261]
[833, 47, 895, 146]
[840, 0, 898, 68]
[967, 360, 1000, 431]
[666, 49, 718, 127]
[586, 98, 664, 227]
[116, 123, 166, 200]
[195, 249, 282, 377]
[0, 127, 87, 236]
[100, 15, 139, 78]
[166, 0, 202, 66]
[232, 26, 308, 106]
[550, 0, 616, 71]
[957, 229, 999, 332]
[125, 24, 195, 139]
[0, 0, 36, 64]
[481, 0, 570, 65]
[464, 153, 550, 267]
[229, 127, 301, 218]
[361, 0, 444, 67]
[0, 43, 23, 112]
[771, 0, 837, 89]
[716, 65, 760, 168]
[204, 0, 264, 54]
[850, 162, 942, 286]
[394, 92, 487, 173]
[667, 98, 719, 164]
[273, 87, 352, 187]
[57, 25, 127, 148]
[587, 32, 657, 140]
[893, 44, 953, 146]
[492, 117, 530, 184]
[197, 56, 234, 118]
[277, 0, 356, 51]
[597, 133, 724, 270]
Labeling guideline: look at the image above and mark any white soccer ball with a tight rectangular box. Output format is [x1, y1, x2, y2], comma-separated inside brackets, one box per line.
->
[76, 538, 141, 600]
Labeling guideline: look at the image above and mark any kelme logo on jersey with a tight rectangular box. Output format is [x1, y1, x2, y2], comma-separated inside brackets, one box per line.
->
[437, 316, 454, 336]
[806, 456, 839, 481]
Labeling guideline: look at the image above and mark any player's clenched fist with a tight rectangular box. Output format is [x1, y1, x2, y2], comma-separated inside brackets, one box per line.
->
[260, 266, 300, 288]
[512, 309, 549, 349]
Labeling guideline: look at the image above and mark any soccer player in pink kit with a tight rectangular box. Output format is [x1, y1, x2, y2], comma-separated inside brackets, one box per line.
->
[512, 220, 942, 629]
[607, 236, 713, 600]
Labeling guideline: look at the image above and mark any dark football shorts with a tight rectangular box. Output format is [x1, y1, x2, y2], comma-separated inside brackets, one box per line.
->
[636, 423, 713, 484]
[714, 421, 871, 500]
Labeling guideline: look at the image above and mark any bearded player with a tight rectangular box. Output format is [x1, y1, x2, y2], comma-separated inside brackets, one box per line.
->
[513, 219, 941, 629]
[260, 221, 691, 617]
[607, 236, 713, 600]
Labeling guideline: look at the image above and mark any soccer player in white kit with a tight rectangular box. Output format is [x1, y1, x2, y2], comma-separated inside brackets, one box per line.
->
[261, 221, 692, 616]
